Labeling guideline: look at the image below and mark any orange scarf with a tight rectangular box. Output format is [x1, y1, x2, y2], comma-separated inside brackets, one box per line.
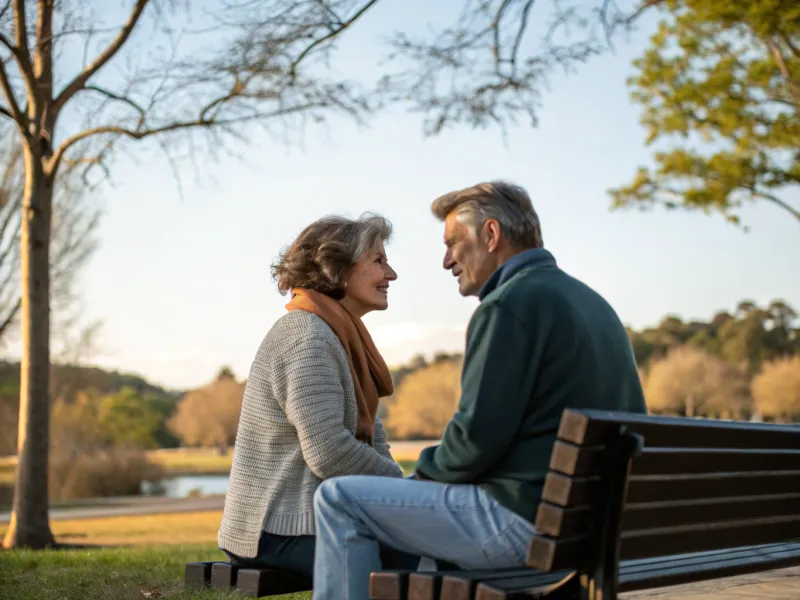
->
[286, 288, 393, 445]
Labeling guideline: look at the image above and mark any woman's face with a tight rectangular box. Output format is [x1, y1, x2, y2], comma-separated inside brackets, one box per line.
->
[341, 240, 397, 318]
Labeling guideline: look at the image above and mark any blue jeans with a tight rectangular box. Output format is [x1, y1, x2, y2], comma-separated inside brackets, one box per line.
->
[312, 475, 537, 600]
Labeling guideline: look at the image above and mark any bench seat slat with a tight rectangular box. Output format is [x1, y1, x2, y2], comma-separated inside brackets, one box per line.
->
[473, 572, 576, 600]
[236, 568, 312, 598]
[370, 569, 413, 600]
[439, 568, 566, 600]
[480, 543, 800, 599]
[619, 541, 800, 592]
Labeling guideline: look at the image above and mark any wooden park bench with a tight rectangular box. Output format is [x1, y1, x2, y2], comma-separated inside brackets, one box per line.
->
[370, 409, 800, 600]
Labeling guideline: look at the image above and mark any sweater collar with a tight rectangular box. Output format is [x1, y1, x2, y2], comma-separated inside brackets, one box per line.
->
[478, 248, 557, 301]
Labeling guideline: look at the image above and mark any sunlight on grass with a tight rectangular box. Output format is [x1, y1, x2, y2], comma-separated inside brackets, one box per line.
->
[0, 545, 311, 600]
[0, 512, 311, 600]
[0, 511, 224, 547]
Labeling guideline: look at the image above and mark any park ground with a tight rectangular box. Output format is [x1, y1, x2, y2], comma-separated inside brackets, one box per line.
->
[3, 509, 800, 600]
[0, 444, 426, 600]
[3, 444, 799, 599]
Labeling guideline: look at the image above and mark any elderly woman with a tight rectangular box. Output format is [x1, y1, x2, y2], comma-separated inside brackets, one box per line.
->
[217, 214, 407, 579]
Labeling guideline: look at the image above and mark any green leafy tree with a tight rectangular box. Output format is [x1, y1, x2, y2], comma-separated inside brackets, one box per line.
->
[97, 388, 163, 449]
[611, 0, 800, 227]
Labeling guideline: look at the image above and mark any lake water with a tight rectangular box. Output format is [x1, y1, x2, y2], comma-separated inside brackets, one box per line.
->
[141, 474, 230, 498]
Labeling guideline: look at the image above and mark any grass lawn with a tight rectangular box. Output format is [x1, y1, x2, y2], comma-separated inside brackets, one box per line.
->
[0, 511, 311, 600]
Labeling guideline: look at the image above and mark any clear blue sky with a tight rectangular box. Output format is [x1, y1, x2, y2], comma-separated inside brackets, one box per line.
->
[27, 2, 799, 390]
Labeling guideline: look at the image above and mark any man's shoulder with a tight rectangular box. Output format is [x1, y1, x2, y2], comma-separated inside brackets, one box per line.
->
[482, 265, 567, 308]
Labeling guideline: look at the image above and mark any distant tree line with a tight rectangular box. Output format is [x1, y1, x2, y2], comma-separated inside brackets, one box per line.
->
[380, 299, 800, 438]
[2, 298, 796, 498]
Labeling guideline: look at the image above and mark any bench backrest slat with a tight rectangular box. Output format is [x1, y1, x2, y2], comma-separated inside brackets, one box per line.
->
[529, 409, 800, 573]
[558, 410, 800, 449]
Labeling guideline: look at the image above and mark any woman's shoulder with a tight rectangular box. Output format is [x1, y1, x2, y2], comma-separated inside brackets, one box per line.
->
[264, 310, 341, 351]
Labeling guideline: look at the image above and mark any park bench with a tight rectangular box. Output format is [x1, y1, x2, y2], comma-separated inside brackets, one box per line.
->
[369, 408, 800, 600]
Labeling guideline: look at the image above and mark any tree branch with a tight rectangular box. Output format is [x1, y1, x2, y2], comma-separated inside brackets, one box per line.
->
[0, 298, 20, 339]
[0, 104, 11, 120]
[621, 0, 665, 27]
[782, 32, 800, 59]
[83, 85, 146, 121]
[510, 0, 535, 72]
[9, 0, 37, 107]
[753, 189, 800, 223]
[0, 58, 24, 127]
[53, 0, 150, 116]
[765, 37, 800, 107]
[288, 0, 379, 79]
[49, 100, 325, 169]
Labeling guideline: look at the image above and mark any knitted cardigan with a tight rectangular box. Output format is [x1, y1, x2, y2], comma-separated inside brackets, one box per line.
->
[218, 310, 402, 558]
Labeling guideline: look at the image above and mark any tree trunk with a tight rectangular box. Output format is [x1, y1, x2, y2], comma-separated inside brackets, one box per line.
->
[2, 149, 54, 549]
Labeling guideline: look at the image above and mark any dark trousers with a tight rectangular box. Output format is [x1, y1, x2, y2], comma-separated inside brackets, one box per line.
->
[225, 531, 425, 580]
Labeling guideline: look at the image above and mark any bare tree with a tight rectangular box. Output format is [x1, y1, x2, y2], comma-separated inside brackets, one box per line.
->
[645, 346, 751, 418]
[167, 373, 245, 452]
[0, 133, 99, 348]
[0, 0, 658, 549]
[0, 133, 99, 458]
[752, 356, 800, 423]
[386, 359, 462, 440]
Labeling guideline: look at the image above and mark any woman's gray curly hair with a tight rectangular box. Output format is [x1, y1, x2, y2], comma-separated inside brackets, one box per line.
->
[271, 213, 392, 300]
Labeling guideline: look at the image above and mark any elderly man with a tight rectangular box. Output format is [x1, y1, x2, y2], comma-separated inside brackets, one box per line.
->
[312, 181, 647, 600]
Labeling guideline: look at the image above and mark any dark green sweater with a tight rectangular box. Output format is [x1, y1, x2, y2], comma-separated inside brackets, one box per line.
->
[415, 249, 647, 523]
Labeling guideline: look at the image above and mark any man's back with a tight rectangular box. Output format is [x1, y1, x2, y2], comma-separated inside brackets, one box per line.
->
[482, 264, 646, 519]
[416, 261, 647, 522]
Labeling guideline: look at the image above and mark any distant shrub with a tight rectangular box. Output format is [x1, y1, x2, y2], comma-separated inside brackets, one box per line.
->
[49, 446, 165, 501]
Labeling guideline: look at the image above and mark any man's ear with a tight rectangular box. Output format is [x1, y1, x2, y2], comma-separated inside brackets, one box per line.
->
[484, 219, 501, 253]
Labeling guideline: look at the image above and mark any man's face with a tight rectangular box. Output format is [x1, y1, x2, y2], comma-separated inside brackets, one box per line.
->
[442, 213, 496, 297]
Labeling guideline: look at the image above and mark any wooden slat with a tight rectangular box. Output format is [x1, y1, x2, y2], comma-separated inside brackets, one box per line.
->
[548, 442, 605, 476]
[540, 473, 602, 507]
[184, 561, 217, 587]
[534, 502, 594, 537]
[473, 571, 575, 600]
[626, 471, 800, 503]
[407, 572, 441, 600]
[620, 514, 800, 560]
[525, 534, 590, 571]
[622, 493, 800, 531]
[476, 544, 800, 599]
[210, 562, 239, 589]
[370, 570, 412, 600]
[236, 568, 312, 598]
[558, 409, 800, 449]
[432, 569, 543, 600]
[631, 447, 800, 476]
[619, 542, 800, 592]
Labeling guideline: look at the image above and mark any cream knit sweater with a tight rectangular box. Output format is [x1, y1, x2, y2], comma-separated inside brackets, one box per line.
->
[218, 310, 402, 558]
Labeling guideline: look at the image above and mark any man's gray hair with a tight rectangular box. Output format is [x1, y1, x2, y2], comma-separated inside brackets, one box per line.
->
[431, 181, 543, 249]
